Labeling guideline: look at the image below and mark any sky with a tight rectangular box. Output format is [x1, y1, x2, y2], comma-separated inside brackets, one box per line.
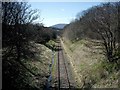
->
[28, 2, 102, 27]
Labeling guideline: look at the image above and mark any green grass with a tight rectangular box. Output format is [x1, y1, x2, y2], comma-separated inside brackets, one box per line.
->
[45, 40, 58, 51]
[22, 43, 52, 88]
[51, 51, 57, 76]
[46, 40, 56, 47]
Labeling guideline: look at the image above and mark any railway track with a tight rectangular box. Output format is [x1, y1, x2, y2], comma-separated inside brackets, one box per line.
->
[57, 40, 71, 89]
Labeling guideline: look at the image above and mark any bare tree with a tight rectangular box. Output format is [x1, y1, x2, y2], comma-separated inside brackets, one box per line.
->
[2, 2, 39, 60]
[86, 3, 119, 62]
[63, 2, 120, 62]
[2, 2, 40, 89]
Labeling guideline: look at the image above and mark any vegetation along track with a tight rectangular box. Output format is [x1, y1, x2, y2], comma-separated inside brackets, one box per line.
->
[57, 39, 71, 89]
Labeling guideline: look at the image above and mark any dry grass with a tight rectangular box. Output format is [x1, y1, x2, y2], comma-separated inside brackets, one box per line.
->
[62, 38, 120, 88]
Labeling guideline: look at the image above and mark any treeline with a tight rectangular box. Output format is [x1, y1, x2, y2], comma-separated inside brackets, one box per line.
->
[27, 24, 57, 44]
[2, 2, 57, 89]
[63, 2, 120, 63]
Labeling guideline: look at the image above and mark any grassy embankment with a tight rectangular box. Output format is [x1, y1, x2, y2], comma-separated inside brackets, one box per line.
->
[21, 40, 58, 89]
[22, 42, 52, 89]
[62, 38, 120, 88]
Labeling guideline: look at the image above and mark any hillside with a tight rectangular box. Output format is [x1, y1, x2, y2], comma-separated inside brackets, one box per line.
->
[61, 38, 120, 88]
[50, 24, 67, 29]
[3, 41, 53, 89]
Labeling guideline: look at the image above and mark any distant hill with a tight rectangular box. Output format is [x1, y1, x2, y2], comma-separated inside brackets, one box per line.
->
[50, 24, 67, 29]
